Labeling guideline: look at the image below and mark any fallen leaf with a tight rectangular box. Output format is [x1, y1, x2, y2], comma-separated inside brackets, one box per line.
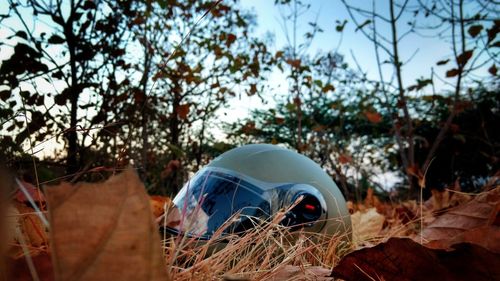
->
[363, 187, 381, 209]
[15, 180, 46, 203]
[150, 195, 173, 218]
[425, 226, 500, 254]
[419, 187, 499, 244]
[350, 208, 385, 244]
[44, 168, 170, 281]
[331, 238, 500, 281]
[12, 201, 48, 250]
[6, 252, 54, 281]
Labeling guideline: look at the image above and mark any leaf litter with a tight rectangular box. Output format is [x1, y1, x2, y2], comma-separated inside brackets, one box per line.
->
[2, 168, 499, 280]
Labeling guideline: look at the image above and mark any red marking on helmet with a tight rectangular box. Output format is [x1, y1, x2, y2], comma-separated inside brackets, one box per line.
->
[304, 204, 315, 211]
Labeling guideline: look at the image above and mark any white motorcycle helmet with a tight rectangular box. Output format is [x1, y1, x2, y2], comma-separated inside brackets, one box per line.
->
[162, 144, 351, 241]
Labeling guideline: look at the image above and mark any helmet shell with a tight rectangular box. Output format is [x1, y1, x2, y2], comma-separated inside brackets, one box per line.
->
[207, 144, 351, 238]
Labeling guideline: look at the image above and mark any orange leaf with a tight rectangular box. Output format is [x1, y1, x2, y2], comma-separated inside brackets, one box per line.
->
[364, 110, 382, 123]
[150, 195, 173, 218]
[44, 168, 170, 281]
[338, 154, 352, 164]
[226, 33, 236, 47]
[15, 180, 45, 203]
[177, 104, 190, 120]
[286, 59, 301, 68]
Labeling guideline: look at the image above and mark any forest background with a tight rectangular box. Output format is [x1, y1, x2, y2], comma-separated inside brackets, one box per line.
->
[0, 0, 498, 202]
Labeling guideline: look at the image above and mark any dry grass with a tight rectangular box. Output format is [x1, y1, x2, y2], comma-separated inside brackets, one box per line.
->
[162, 211, 353, 281]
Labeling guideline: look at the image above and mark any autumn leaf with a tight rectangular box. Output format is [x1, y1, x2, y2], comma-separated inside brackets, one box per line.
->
[446, 68, 460, 77]
[350, 208, 385, 244]
[488, 64, 497, 76]
[6, 252, 54, 281]
[436, 59, 450, 65]
[321, 84, 335, 93]
[456, 50, 473, 67]
[44, 168, 170, 281]
[286, 59, 301, 68]
[150, 195, 173, 218]
[247, 83, 257, 96]
[425, 226, 500, 254]
[15, 180, 45, 203]
[363, 110, 382, 123]
[274, 117, 285, 124]
[419, 187, 499, 246]
[338, 154, 352, 164]
[331, 238, 500, 281]
[468, 25, 483, 38]
[177, 104, 190, 119]
[226, 33, 237, 47]
[12, 201, 48, 250]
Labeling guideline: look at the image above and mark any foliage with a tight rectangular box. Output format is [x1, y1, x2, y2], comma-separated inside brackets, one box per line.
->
[0, 0, 272, 194]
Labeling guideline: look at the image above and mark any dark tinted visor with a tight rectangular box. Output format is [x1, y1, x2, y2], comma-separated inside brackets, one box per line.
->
[165, 168, 271, 239]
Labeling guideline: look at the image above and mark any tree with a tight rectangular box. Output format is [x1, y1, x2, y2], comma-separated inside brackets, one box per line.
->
[340, 0, 499, 195]
[0, 0, 131, 174]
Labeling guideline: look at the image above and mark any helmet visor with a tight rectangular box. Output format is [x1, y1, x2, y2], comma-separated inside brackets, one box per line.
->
[164, 168, 271, 239]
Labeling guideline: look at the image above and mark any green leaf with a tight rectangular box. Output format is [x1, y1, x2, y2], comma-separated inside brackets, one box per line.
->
[336, 20, 347, 32]
[355, 20, 371, 32]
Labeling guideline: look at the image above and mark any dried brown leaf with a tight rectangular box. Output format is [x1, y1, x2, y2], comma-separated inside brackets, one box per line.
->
[425, 226, 500, 254]
[177, 104, 190, 120]
[45, 168, 169, 281]
[351, 208, 385, 243]
[331, 238, 500, 281]
[13, 201, 48, 249]
[6, 252, 54, 281]
[363, 110, 382, 124]
[420, 187, 499, 243]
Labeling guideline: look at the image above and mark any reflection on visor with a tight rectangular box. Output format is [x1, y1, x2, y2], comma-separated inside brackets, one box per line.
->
[165, 169, 272, 239]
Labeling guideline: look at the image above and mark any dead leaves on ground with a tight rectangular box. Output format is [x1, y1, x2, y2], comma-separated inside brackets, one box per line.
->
[5, 168, 170, 281]
[334, 186, 499, 281]
[420, 187, 500, 253]
[331, 238, 500, 281]
[4, 166, 499, 281]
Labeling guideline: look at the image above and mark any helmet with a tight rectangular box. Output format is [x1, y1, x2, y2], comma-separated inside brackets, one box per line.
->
[162, 144, 351, 241]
